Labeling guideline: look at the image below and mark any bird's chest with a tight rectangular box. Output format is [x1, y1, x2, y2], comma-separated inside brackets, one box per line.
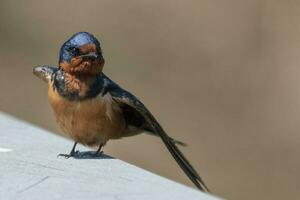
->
[48, 87, 125, 146]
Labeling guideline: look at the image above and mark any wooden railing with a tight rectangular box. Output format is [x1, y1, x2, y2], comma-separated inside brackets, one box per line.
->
[0, 112, 221, 200]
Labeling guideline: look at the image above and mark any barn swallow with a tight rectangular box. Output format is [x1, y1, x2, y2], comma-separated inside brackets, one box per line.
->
[33, 32, 209, 192]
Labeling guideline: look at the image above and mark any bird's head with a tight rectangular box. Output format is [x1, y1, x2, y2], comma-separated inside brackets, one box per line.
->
[58, 32, 105, 75]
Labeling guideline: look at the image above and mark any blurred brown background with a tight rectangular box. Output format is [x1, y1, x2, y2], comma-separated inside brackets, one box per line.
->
[1, 0, 300, 199]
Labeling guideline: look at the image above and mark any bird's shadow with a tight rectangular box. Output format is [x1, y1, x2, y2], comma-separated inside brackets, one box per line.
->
[58, 151, 114, 160]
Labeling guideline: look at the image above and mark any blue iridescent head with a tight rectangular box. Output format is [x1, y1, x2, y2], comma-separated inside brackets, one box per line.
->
[58, 32, 105, 75]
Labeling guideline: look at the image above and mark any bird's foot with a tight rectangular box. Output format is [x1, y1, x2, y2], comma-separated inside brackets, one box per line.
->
[57, 150, 80, 159]
[93, 150, 103, 157]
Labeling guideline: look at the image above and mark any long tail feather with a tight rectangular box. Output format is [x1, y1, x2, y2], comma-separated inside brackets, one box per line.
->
[162, 134, 210, 192]
[151, 120, 210, 192]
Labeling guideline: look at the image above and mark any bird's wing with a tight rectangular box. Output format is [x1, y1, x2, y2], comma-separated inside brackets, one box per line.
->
[102, 74, 209, 192]
[33, 65, 59, 83]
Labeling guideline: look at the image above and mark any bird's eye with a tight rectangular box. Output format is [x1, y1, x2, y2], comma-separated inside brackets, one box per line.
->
[69, 47, 80, 56]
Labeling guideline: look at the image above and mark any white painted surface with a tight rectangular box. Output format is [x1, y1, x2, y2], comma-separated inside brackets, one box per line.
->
[0, 147, 12, 152]
[0, 112, 221, 200]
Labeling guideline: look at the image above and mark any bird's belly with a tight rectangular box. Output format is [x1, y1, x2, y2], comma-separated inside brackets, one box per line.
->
[48, 88, 125, 146]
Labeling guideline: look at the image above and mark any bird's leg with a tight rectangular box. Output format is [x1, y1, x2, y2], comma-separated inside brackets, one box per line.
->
[58, 142, 78, 158]
[94, 143, 103, 156]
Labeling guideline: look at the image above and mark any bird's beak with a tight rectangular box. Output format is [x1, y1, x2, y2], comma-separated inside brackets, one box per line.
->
[33, 65, 58, 83]
[79, 52, 98, 60]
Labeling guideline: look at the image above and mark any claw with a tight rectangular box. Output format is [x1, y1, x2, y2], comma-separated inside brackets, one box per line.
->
[57, 150, 79, 158]
[57, 153, 72, 159]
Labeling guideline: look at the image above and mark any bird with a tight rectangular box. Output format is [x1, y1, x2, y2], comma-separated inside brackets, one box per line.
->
[33, 32, 209, 192]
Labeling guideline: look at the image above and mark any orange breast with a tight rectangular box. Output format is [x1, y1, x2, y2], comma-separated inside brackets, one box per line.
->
[48, 85, 125, 146]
